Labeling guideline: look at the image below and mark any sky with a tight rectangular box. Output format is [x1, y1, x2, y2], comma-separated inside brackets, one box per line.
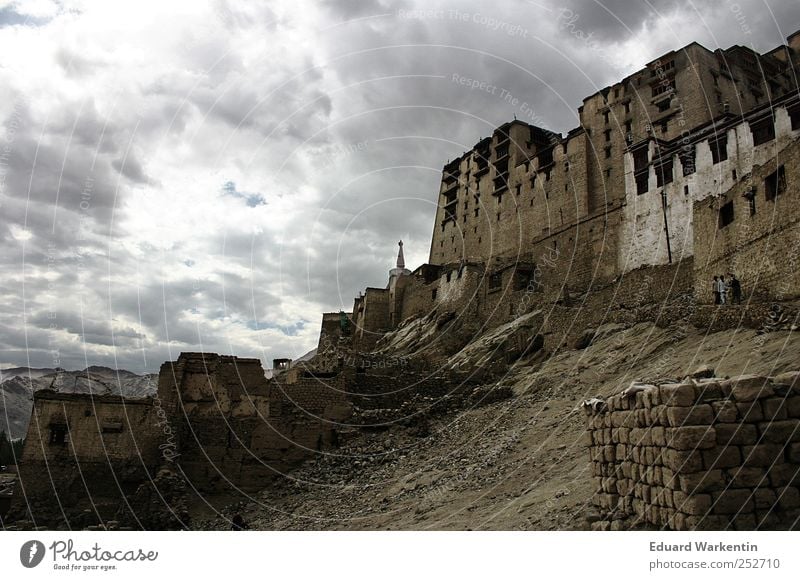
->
[0, 0, 798, 373]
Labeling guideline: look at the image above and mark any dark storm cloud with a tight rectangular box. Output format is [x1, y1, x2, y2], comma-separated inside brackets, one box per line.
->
[111, 154, 154, 185]
[557, 0, 706, 40]
[28, 311, 144, 346]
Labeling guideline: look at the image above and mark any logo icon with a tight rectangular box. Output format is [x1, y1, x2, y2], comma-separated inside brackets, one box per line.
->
[20, 540, 46, 568]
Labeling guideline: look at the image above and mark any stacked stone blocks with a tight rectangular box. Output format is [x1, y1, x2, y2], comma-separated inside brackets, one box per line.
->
[585, 371, 800, 530]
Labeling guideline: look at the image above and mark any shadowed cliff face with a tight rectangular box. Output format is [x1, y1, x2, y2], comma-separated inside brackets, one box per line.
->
[0, 367, 157, 439]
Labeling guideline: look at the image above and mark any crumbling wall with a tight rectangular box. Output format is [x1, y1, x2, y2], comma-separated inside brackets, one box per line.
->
[11, 391, 162, 528]
[157, 352, 353, 491]
[256, 374, 352, 469]
[157, 353, 272, 492]
[585, 372, 800, 530]
[352, 287, 391, 351]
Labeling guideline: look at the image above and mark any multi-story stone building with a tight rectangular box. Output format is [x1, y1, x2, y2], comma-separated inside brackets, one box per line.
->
[349, 30, 800, 343]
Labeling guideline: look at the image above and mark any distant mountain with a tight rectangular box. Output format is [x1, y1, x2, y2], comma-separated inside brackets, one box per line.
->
[0, 367, 157, 440]
[0, 367, 61, 381]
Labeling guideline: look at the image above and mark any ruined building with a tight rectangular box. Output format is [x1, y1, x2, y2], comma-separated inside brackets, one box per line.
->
[9, 353, 352, 528]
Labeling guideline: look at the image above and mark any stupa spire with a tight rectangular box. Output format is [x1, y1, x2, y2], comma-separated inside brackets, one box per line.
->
[396, 240, 405, 269]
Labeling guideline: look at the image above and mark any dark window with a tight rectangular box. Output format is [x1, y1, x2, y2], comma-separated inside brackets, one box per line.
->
[537, 147, 554, 167]
[680, 146, 696, 175]
[765, 165, 786, 201]
[746, 191, 756, 215]
[474, 207, 479, 217]
[790, 104, 800, 131]
[656, 99, 670, 112]
[515, 184, 521, 195]
[446, 271, 452, 282]
[603, 111, 609, 124]
[514, 269, 533, 291]
[604, 146, 612, 159]
[632, 147, 648, 172]
[49, 424, 67, 445]
[656, 159, 674, 187]
[625, 120, 632, 133]
[636, 172, 649, 195]
[624, 102, 631, 114]
[604, 129, 611, 142]
[489, 272, 502, 290]
[719, 201, 734, 228]
[652, 79, 675, 97]
[431, 289, 437, 300]
[750, 117, 775, 146]
[710, 136, 728, 164]
[101, 421, 124, 434]
[684, 185, 689, 196]
[605, 168, 611, 179]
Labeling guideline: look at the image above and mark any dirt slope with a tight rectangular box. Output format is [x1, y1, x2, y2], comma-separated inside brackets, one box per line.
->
[194, 322, 800, 530]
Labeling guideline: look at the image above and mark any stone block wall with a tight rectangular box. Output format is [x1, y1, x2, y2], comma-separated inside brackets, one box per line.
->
[585, 372, 800, 530]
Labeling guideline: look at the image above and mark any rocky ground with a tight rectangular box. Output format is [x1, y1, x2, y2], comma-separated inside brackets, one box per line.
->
[193, 320, 800, 530]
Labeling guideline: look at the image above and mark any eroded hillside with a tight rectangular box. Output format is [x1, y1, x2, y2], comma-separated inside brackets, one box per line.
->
[195, 319, 800, 530]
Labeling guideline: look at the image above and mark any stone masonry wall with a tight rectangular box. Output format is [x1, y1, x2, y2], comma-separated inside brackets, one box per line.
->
[585, 371, 800, 530]
[693, 127, 800, 304]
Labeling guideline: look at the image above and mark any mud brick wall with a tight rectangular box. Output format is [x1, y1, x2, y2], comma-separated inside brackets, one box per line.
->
[158, 353, 354, 490]
[585, 372, 800, 530]
[11, 392, 161, 527]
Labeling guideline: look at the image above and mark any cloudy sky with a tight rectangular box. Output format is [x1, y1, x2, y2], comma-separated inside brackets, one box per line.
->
[0, 0, 798, 373]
